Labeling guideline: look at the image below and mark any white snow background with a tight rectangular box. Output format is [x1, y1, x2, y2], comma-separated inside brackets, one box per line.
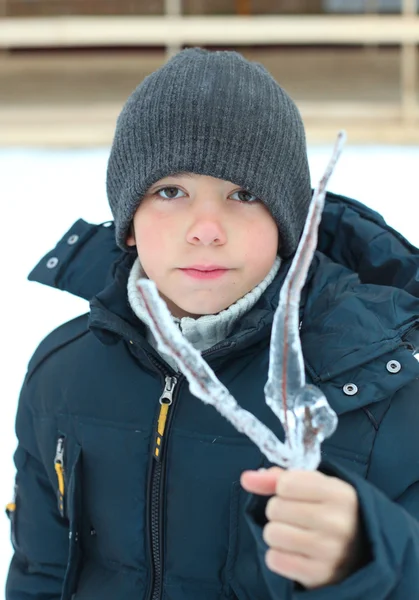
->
[1, 145, 418, 589]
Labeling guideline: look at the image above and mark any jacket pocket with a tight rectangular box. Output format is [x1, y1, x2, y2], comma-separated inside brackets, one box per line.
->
[5, 486, 19, 553]
[58, 438, 83, 600]
[5, 443, 27, 556]
[55, 436, 66, 518]
[226, 481, 270, 600]
[321, 442, 369, 477]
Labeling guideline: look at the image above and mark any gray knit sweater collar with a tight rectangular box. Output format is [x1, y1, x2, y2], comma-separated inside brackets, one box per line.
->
[127, 257, 281, 367]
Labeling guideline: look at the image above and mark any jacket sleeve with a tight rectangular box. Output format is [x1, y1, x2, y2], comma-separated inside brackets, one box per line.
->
[5, 380, 69, 600]
[244, 384, 419, 600]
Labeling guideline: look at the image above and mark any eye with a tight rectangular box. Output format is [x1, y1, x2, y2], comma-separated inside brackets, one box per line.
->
[230, 190, 259, 203]
[156, 186, 185, 200]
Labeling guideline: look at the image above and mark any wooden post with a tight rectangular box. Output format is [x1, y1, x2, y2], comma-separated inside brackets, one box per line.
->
[235, 0, 251, 16]
[401, 0, 417, 124]
[364, 0, 379, 54]
[165, 0, 182, 59]
[402, 0, 417, 13]
[0, 0, 8, 60]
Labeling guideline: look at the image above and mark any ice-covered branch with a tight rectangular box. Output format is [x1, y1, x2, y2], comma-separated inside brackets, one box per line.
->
[136, 131, 346, 470]
[137, 279, 293, 467]
[263, 131, 345, 468]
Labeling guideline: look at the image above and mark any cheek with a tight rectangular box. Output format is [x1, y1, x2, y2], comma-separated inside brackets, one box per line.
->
[134, 226, 161, 279]
[135, 211, 171, 262]
[242, 216, 279, 263]
[136, 226, 157, 261]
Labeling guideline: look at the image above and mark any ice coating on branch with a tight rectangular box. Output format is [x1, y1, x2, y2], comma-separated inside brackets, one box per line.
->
[264, 130, 345, 468]
[136, 279, 293, 467]
[136, 131, 346, 470]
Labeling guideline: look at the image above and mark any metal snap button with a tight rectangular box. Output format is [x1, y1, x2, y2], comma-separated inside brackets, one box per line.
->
[46, 257, 59, 269]
[67, 234, 79, 245]
[386, 360, 401, 374]
[343, 383, 358, 396]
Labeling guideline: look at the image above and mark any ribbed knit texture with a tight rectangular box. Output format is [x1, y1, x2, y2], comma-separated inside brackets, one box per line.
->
[127, 256, 281, 370]
[106, 48, 312, 257]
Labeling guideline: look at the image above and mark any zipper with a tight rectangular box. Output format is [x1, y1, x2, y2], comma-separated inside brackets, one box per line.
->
[149, 373, 178, 600]
[54, 436, 66, 518]
[145, 331, 274, 599]
[6, 484, 17, 517]
[153, 376, 177, 460]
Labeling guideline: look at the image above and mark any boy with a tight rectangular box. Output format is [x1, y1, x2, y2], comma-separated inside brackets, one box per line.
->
[6, 48, 419, 599]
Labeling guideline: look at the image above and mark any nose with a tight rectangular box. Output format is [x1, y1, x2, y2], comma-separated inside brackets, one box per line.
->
[186, 211, 227, 247]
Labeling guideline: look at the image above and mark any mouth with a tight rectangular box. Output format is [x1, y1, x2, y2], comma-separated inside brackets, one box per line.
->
[179, 265, 230, 280]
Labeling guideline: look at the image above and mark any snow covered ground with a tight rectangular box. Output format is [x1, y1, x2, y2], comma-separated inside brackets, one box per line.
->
[1, 144, 418, 590]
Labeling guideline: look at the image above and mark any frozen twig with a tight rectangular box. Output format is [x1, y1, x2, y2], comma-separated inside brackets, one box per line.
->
[264, 130, 346, 468]
[136, 131, 346, 470]
[137, 279, 293, 467]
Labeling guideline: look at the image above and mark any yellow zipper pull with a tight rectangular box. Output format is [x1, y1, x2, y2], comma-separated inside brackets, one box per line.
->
[5, 483, 17, 515]
[54, 436, 65, 517]
[154, 376, 177, 461]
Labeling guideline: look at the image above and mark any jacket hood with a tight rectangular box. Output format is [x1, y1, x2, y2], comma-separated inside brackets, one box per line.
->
[29, 191, 419, 296]
[28, 191, 419, 361]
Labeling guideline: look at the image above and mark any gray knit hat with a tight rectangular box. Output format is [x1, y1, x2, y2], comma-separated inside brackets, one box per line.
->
[106, 47, 311, 257]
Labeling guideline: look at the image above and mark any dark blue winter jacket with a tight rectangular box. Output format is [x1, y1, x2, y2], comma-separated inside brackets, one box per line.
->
[5, 192, 419, 600]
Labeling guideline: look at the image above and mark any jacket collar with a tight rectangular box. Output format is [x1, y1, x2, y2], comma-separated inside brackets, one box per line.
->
[27, 191, 419, 414]
[88, 248, 419, 417]
[88, 251, 295, 352]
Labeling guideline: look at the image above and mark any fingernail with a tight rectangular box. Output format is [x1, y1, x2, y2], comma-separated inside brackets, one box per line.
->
[258, 468, 267, 472]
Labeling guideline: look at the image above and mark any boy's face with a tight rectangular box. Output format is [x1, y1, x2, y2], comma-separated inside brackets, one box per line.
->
[126, 173, 279, 318]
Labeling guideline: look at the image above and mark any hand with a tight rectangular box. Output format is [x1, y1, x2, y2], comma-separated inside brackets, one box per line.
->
[241, 467, 364, 589]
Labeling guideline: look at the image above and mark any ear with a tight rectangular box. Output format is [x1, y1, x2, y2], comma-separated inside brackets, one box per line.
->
[126, 223, 136, 247]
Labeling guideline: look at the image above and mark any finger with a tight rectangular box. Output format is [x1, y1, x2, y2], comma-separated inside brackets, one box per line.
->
[263, 521, 340, 561]
[265, 496, 343, 535]
[263, 521, 312, 556]
[266, 497, 311, 530]
[265, 548, 333, 589]
[240, 468, 284, 496]
[275, 470, 342, 502]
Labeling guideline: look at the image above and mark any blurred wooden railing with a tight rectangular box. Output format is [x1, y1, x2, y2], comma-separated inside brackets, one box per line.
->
[0, 0, 418, 145]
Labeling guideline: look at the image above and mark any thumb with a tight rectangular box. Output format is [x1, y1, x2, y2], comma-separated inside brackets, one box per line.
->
[240, 467, 284, 496]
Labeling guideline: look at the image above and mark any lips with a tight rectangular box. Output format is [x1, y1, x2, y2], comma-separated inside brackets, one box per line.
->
[182, 265, 228, 271]
[179, 266, 229, 280]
